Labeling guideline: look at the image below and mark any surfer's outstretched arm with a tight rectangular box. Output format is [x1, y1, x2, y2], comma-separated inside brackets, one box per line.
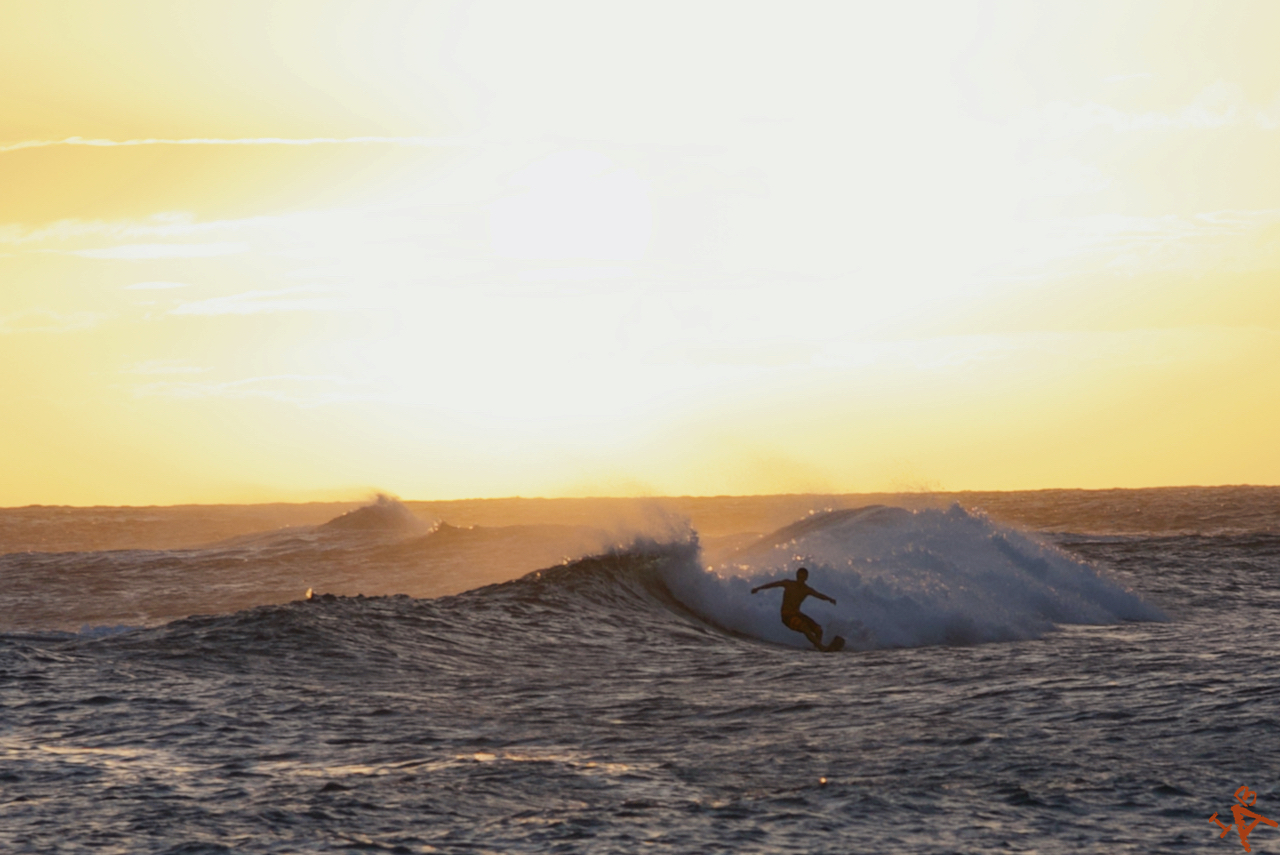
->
[810, 589, 837, 605]
[751, 580, 786, 594]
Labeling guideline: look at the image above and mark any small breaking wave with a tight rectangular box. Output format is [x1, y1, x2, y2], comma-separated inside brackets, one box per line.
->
[319, 494, 429, 534]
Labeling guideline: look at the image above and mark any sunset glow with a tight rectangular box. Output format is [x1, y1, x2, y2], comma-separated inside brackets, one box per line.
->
[4, 1, 1279, 504]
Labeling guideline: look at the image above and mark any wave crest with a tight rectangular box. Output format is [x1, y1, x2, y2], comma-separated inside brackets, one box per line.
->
[670, 504, 1164, 649]
[319, 494, 427, 533]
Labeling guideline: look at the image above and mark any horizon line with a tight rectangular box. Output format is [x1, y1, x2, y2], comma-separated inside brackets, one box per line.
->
[2, 483, 1275, 510]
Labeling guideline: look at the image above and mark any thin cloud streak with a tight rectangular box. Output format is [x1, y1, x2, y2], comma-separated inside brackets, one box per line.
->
[132, 374, 391, 406]
[0, 309, 106, 334]
[73, 243, 248, 260]
[1020, 82, 1280, 138]
[169, 287, 357, 316]
[811, 327, 1279, 373]
[123, 360, 209, 375]
[0, 135, 476, 154]
[3, 214, 272, 245]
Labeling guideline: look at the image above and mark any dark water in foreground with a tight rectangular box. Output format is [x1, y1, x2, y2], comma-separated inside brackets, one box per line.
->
[2, 489, 1279, 853]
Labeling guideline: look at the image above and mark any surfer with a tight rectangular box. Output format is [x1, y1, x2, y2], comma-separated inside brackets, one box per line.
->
[751, 567, 842, 651]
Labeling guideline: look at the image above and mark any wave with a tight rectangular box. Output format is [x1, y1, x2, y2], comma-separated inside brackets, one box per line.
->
[0, 495, 619, 633]
[676, 504, 1165, 649]
[455, 503, 1165, 652]
[78, 505, 1165, 665]
[318, 494, 428, 534]
[81, 542, 704, 673]
[0, 531, 604, 635]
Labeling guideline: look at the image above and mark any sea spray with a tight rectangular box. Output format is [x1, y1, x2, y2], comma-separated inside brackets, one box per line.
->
[661, 504, 1164, 649]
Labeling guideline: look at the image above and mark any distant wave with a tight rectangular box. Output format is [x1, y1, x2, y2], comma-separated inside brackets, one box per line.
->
[0, 504, 613, 633]
[319, 494, 429, 534]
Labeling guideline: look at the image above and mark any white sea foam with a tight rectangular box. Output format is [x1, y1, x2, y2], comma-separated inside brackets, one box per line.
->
[663, 505, 1164, 650]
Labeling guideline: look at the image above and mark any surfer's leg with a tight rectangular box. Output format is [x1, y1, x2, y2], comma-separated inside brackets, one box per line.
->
[799, 613, 824, 648]
[784, 612, 826, 648]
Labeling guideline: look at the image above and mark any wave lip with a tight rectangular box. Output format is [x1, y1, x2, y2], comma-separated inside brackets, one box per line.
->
[673, 504, 1166, 650]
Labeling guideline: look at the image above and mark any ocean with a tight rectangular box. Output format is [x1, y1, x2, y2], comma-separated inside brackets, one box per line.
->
[2, 487, 1278, 854]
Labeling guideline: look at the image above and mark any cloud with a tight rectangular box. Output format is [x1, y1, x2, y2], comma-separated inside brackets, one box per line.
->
[0, 309, 105, 334]
[1258, 92, 1280, 130]
[811, 328, 1278, 375]
[1019, 82, 1277, 138]
[0, 213, 245, 247]
[123, 360, 208, 375]
[1055, 208, 1280, 273]
[1103, 72, 1154, 84]
[132, 374, 386, 405]
[73, 243, 248, 259]
[0, 135, 473, 155]
[169, 287, 354, 316]
[125, 281, 191, 290]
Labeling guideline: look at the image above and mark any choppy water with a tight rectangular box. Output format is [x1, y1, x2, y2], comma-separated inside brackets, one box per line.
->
[3, 489, 1279, 853]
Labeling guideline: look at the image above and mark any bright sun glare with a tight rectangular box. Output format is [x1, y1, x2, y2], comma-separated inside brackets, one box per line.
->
[2, 1, 1279, 504]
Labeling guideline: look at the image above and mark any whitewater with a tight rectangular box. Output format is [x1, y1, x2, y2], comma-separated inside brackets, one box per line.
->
[3, 488, 1279, 853]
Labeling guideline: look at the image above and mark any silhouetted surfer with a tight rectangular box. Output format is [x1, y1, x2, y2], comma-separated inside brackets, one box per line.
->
[752, 567, 844, 651]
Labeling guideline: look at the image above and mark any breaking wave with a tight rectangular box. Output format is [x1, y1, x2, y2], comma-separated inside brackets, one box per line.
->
[85, 505, 1165, 660]
[319, 493, 428, 534]
[670, 504, 1165, 649]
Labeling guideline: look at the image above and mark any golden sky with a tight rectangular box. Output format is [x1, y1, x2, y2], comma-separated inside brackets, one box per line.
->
[3, 0, 1280, 505]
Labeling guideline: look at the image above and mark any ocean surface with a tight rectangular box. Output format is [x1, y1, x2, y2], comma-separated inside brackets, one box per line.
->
[3, 487, 1279, 854]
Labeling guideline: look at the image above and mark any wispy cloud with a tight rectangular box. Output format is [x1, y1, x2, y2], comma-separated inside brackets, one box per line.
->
[125, 281, 191, 290]
[132, 374, 387, 405]
[0, 135, 473, 155]
[1064, 208, 1280, 269]
[812, 327, 1279, 374]
[169, 287, 355, 316]
[978, 207, 1280, 280]
[0, 213, 231, 246]
[74, 243, 247, 260]
[1020, 82, 1279, 138]
[0, 309, 106, 334]
[123, 360, 208, 375]
[1103, 72, 1154, 84]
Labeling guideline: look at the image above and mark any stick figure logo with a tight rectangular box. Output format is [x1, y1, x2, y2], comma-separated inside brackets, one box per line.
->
[1211, 786, 1278, 852]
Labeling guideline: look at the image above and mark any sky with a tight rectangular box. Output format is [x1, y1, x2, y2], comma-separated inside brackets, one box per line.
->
[3, 0, 1280, 505]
